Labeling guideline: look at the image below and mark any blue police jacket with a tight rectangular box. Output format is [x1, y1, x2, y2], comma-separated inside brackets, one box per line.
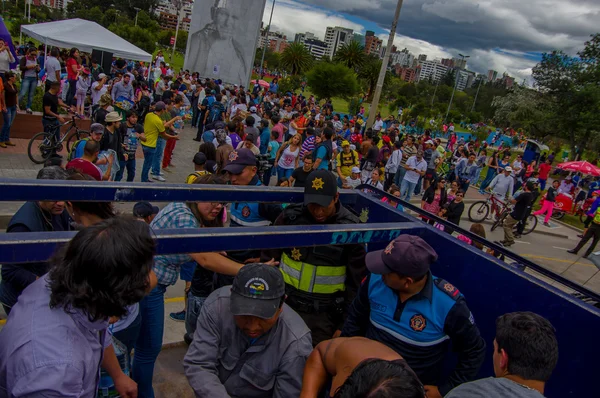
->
[341, 272, 486, 396]
[229, 176, 282, 227]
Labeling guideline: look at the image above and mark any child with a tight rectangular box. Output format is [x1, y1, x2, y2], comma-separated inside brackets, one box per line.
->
[76, 68, 91, 116]
[186, 152, 209, 184]
[264, 130, 280, 186]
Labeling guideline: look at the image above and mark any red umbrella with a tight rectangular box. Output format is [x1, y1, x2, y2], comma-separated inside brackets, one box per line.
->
[556, 161, 600, 176]
[256, 79, 270, 89]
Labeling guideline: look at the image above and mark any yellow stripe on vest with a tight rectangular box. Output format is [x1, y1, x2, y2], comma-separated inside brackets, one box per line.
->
[280, 252, 346, 294]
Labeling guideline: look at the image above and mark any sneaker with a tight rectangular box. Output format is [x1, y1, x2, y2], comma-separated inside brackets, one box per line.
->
[4, 141, 15, 146]
[26, 108, 33, 114]
[0, 142, 6, 148]
[577, 234, 584, 238]
[152, 175, 166, 182]
[163, 167, 173, 173]
[567, 249, 578, 255]
[543, 222, 551, 227]
[168, 164, 176, 168]
[169, 310, 185, 322]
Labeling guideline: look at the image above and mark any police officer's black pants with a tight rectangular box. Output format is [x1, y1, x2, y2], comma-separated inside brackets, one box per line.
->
[572, 223, 600, 257]
[295, 309, 338, 347]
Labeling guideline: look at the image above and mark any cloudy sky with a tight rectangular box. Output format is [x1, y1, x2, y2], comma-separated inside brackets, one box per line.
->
[262, 0, 599, 83]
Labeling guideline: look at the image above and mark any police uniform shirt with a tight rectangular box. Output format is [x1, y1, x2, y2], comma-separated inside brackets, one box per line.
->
[340, 272, 486, 396]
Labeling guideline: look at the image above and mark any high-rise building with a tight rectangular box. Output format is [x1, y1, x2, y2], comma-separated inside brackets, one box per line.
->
[501, 73, 515, 88]
[441, 58, 454, 68]
[487, 69, 498, 82]
[394, 66, 417, 83]
[303, 38, 328, 60]
[269, 37, 288, 54]
[418, 60, 448, 83]
[418, 54, 427, 62]
[456, 69, 476, 91]
[453, 57, 468, 70]
[155, 0, 194, 32]
[36, 0, 69, 8]
[257, 30, 286, 49]
[364, 31, 382, 56]
[390, 51, 414, 68]
[324, 26, 354, 58]
[295, 32, 316, 44]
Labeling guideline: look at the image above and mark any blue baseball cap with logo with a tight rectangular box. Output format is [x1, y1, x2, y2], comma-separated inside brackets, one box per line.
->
[230, 263, 286, 319]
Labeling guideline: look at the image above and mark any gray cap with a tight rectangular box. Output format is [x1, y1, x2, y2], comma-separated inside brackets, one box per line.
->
[230, 263, 285, 319]
[90, 123, 104, 133]
[154, 101, 166, 111]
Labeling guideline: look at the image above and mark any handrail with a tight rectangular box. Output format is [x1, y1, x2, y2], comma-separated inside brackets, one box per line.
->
[356, 184, 600, 303]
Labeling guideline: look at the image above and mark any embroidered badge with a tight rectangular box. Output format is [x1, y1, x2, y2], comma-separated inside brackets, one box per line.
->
[312, 177, 324, 190]
[242, 206, 250, 218]
[291, 248, 302, 261]
[384, 240, 395, 255]
[228, 151, 239, 161]
[245, 277, 269, 295]
[410, 314, 427, 332]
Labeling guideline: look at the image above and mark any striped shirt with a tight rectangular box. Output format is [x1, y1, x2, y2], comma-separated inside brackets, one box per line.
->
[401, 144, 417, 165]
[150, 202, 200, 286]
[299, 135, 316, 159]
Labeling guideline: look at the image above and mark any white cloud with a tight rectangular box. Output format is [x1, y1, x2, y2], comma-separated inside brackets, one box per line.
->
[262, 0, 365, 41]
[377, 32, 452, 60]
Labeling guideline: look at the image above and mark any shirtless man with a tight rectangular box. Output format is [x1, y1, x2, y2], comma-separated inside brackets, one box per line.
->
[300, 337, 424, 398]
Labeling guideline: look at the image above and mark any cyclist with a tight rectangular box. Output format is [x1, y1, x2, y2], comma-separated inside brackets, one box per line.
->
[42, 81, 70, 150]
[486, 166, 514, 219]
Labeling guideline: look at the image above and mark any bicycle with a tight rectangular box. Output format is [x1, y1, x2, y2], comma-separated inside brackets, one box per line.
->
[469, 193, 537, 236]
[27, 113, 90, 164]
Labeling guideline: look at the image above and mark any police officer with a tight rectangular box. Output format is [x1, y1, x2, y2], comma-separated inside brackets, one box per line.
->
[263, 169, 367, 346]
[341, 235, 486, 398]
[221, 148, 282, 285]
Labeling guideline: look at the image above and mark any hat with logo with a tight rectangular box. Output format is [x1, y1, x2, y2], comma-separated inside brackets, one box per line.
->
[105, 112, 122, 123]
[366, 235, 438, 278]
[504, 166, 513, 172]
[304, 169, 337, 207]
[223, 148, 257, 175]
[193, 152, 207, 165]
[351, 166, 361, 174]
[133, 202, 160, 218]
[230, 263, 286, 319]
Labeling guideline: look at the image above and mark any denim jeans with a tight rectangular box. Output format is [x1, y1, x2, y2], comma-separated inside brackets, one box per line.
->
[400, 179, 417, 202]
[141, 145, 156, 182]
[479, 168, 497, 192]
[18, 76, 38, 110]
[151, 137, 166, 176]
[394, 167, 407, 187]
[1, 106, 17, 142]
[185, 293, 207, 339]
[112, 311, 142, 363]
[66, 78, 77, 106]
[132, 284, 167, 398]
[115, 158, 136, 182]
[276, 166, 293, 181]
[414, 176, 423, 195]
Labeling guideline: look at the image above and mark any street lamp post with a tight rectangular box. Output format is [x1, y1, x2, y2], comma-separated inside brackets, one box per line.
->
[259, 0, 276, 79]
[134, 7, 141, 26]
[444, 53, 469, 123]
[366, 0, 404, 129]
[171, 1, 183, 61]
[471, 77, 483, 112]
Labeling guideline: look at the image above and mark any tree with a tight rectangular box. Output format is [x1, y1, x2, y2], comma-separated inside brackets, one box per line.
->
[358, 55, 381, 100]
[333, 41, 365, 71]
[109, 24, 156, 54]
[441, 69, 456, 87]
[306, 63, 359, 100]
[280, 42, 313, 75]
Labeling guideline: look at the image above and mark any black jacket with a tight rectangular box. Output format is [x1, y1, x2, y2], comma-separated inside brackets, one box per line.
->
[446, 200, 465, 225]
[423, 186, 448, 206]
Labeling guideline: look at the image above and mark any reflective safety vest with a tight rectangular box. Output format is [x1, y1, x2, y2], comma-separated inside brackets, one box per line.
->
[594, 207, 600, 224]
[229, 180, 271, 227]
[280, 252, 346, 294]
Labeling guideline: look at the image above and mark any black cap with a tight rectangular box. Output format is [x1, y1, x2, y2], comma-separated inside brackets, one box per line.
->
[133, 202, 159, 218]
[366, 235, 438, 278]
[193, 152, 207, 165]
[230, 263, 285, 319]
[304, 170, 337, 207]
[205, 159, 218, 174]
[223, 148, 257, 175]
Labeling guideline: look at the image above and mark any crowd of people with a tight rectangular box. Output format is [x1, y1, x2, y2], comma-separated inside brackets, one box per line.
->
[0, 157, 560, 398]
[0, 46, 587, 398]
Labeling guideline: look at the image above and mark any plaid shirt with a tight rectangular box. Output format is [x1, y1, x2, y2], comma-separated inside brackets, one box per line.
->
[150, 202, 199, 286]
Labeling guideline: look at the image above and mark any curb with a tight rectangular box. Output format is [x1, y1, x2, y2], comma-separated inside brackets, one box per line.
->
[551, 218, 584, 233]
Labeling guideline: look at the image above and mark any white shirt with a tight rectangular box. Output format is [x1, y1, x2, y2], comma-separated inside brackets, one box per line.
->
[91, 81, 107, 105]
[212, 136, 232, 147]
[155, 56, 164, 69]
[0, 48, 15, 73]
[385, 149, 402, 173]
[373, 119, 384, 131]
[345, 176, 362, 189]
[404, 156, 427, 184]
[45, 56, 61, 82]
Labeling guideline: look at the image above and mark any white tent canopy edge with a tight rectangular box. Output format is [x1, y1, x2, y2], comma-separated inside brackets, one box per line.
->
[20, 18, 152, 63]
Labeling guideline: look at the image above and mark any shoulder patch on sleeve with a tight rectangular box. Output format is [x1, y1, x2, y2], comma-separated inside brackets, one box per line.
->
[434, 278, 461, 300]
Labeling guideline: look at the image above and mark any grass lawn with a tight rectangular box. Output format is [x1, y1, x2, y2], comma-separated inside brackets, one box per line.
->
[155, 47, 184, 72]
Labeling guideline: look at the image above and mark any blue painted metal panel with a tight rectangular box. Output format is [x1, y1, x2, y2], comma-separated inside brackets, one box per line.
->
[0, 179, 599, 397]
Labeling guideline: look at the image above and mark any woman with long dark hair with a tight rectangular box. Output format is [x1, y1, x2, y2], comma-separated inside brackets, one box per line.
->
[1, 72, 18, 147]
[65, 47, 81, 107]
[422, 177, 448, 225]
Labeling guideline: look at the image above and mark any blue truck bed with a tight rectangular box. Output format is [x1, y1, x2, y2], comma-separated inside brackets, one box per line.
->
[0, 179, 597, 397]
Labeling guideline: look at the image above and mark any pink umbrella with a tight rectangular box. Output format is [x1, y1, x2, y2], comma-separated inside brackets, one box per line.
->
[556, 161, 600, 176]
[255, 79, 270, 89]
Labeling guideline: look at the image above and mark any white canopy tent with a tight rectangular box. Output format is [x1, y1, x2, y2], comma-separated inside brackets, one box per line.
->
[20, 18, 152, 62]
